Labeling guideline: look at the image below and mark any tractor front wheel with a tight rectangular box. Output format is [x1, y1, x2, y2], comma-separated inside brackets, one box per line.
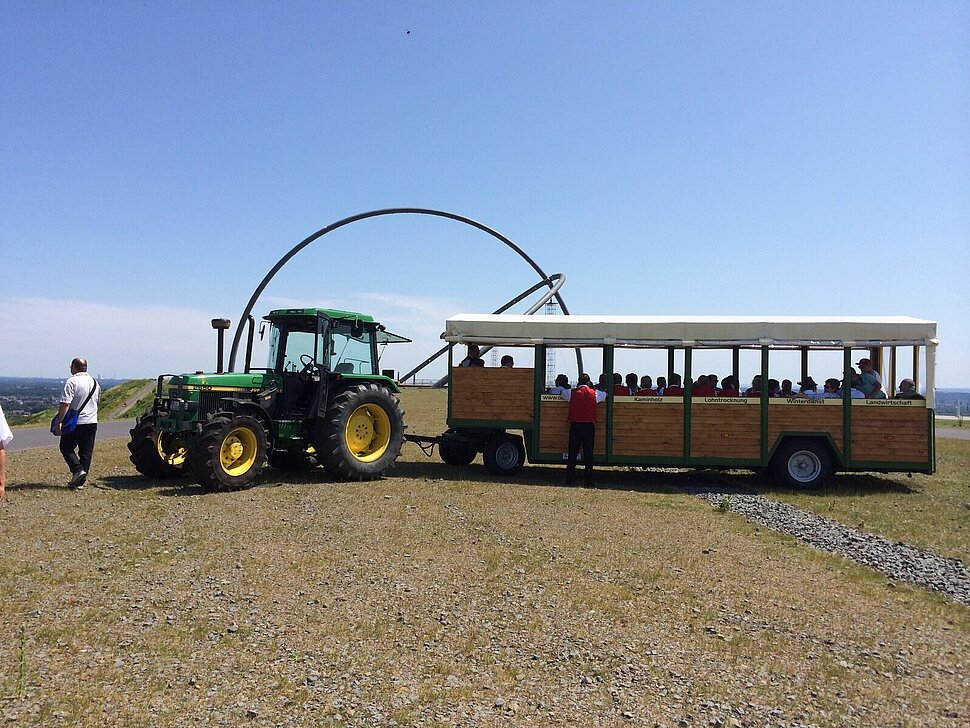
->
[317, 384, 405, 481]
[128, 412, 187, 479]
[188, 414, 269, 491]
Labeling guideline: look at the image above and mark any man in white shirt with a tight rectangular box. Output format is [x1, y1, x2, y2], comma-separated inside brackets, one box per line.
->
[0, 403, 12, 501]
[53, 357, 99, 490]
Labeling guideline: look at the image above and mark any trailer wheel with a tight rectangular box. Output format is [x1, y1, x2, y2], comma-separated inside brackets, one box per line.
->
[317, 384, 405, 480]
[439, 430, 477, 466]
[128, 412, 187, 478]
[483, 434, 526, 477]
[188, 414, 269, 490]
[770, 438, 832, 489]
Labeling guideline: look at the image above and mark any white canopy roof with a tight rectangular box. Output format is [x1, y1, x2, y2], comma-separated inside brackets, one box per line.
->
[442, 314, 938, 348]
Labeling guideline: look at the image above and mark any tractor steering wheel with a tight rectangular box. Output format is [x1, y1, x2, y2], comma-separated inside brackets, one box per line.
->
[298, 354, 318, 380]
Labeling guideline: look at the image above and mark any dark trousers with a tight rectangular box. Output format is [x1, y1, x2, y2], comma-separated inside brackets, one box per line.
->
[566, 421, 595, 486]
[60, 423, 98, 475]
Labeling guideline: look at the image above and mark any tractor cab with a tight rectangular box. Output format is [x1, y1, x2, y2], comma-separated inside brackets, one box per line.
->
[262, 308, 407, 419]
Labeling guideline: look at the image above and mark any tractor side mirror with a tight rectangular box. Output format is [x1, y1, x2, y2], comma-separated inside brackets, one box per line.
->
[351, 319, 364, 338]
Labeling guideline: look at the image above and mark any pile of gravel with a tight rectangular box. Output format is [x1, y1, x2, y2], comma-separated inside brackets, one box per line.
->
[684, 485, 970, 608]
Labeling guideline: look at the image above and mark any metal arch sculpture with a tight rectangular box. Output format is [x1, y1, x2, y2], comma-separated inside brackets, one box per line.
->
[227, 207, 576, 373]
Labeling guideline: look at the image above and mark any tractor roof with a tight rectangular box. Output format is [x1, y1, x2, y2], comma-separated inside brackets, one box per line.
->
[264, 307, 376, 323]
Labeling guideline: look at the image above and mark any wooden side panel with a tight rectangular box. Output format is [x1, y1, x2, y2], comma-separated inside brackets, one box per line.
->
[450, 367, 535, 422]
[690, 402, 761, 459]
[851, 406, 929, 462]
[767, 404, 844, 457]
[613, 402, 684, 457]
[538, 400, 606, 455]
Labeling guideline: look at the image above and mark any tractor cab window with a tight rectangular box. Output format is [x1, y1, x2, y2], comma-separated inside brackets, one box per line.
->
[282, 330, 318, 372]
[266, 317, 328, 373]
[330, 320, 376, 374]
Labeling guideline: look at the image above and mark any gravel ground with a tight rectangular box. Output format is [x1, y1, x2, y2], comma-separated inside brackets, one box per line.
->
[684, 485, 970, 607]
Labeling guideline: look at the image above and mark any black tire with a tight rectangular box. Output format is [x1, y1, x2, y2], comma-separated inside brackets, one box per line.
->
[127, 412, 187, 478]
[187, 413, 269, 491]
[770, 438, 833, 489]
[483, 434, 526, 476]
[316, 384, 406, 481]
[268, 448, 318, 471]
[439, 430, 477, 466]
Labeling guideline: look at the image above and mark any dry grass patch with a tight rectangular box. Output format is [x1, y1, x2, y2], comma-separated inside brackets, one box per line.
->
[0, 388, 967, 726]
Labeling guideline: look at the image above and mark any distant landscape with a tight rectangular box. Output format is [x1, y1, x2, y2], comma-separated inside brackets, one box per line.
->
[2, 376, 968, 423]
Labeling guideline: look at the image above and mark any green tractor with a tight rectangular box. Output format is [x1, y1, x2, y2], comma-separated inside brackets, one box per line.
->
[127, 308, 409, 490]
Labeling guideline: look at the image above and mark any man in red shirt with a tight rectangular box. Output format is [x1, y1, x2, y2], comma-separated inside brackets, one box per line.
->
[561, 373, 607, 487]
[691, 375, 716, 397]
[612, 373, 629, 396]
[663, 373, 685, 397]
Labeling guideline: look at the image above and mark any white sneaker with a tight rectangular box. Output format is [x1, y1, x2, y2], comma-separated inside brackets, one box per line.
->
[68, 470, 87, 490]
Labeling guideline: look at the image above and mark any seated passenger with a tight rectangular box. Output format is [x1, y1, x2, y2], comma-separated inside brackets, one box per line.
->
[691, 375, 716, 397]
[708, 374, 720, 394]
[837, 373, 866, 398]
[655, 376, 667, 396]
[469, 358, 485, 368]
[780, 379, 794, 397]
[612, 373, 630, 396]
[744, 375, 762, 397]
[625, 372, 639, 395]
[459, 345, 481, 367]
[637, 375, 657, 395]
[500, 355, 514, 368]
[895, 378, 925, 400]
[797, 376, 818, 395]
[595, 373, 609, 392]
[663, 373, 685, 396]
[855, 358, 885, 398]
[806, 378, 842, 399]
[547, 374, 571, 395]
[718, 375, 740, 397]
[767, 378, 781, 397]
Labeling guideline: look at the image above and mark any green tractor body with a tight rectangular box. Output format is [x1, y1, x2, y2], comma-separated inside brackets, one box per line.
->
[128, 308, 408, 489]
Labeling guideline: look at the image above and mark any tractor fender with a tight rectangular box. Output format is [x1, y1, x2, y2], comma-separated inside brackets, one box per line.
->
[213, 400, 275, 447]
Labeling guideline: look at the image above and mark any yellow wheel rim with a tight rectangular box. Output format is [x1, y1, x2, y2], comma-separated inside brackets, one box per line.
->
[345, 404, 391, 462]
[220, 426, 258, 476]
[156, 432, 187, 467]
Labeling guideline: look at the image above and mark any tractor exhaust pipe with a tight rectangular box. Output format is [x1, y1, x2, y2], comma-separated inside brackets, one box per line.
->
[212, 318, 231, 373]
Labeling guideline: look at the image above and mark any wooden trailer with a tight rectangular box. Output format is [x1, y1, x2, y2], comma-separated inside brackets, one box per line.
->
[437, 314, 937, 488]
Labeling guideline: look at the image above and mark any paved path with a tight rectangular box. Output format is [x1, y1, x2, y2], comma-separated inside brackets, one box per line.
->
[108, 381, 156, 419]
[7, 420, 136, 452]
[938, 426, 970, 440]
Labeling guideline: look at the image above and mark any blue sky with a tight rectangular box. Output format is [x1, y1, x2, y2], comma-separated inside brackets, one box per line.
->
[1, 2, 967, 386]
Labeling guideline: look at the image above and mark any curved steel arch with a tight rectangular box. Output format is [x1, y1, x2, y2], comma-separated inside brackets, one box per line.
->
[227, 207, 577, 373]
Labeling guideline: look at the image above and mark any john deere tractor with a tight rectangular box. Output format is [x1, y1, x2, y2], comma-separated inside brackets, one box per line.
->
[127, 308, 409, 490]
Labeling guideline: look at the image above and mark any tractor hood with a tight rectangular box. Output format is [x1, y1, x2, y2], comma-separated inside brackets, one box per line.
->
[169, 372, 272, 389]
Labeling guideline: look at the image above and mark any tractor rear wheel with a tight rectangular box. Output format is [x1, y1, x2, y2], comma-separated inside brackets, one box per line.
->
[188, 414, 269, 491]
[316, 384, 405, 480]
[128, 412, 187, 478]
